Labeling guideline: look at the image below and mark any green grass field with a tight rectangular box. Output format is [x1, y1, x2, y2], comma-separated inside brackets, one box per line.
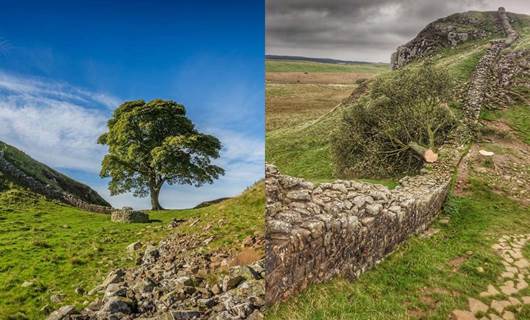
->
[266, 60, 389, 73]
[0, 182, 264, 319]
[265, 178, 530, 319]
[512, 14, 530, 50]
[506, 105, 530, 144]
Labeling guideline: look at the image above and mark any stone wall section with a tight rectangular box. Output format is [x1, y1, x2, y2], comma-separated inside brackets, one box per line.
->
[498, 7, 519, 44]
[0, 151, 113, 214]
[463, 7, 519, 126]
[265, 143, 463, 303]
[462, 40, 506, 125]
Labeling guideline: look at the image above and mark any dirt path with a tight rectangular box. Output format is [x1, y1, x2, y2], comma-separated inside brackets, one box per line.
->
[451, 234, 530, 320]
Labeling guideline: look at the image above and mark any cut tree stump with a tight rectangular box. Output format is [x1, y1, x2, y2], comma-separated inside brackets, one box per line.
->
[409, 142, 438, 163]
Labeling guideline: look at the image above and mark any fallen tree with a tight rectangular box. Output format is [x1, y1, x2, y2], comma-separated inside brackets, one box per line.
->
[331, 62, 457, 178]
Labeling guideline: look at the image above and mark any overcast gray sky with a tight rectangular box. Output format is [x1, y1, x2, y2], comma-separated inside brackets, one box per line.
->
[266, 0, 530, 63]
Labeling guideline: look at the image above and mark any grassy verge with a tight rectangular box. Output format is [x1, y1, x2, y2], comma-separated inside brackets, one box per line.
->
[0, 182, 264, 319]
[505, 105, 530, 144]
[512, 13, 530, 50]
[266, 61, 388, 182]
[266, 112, 337, 181]
[265, 178, 530, 319]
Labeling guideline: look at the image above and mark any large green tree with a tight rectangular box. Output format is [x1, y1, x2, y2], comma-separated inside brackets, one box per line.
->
[98, 99, 224, 210]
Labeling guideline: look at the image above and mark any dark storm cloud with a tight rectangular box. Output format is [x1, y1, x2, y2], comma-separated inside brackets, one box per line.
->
[266, 0, 530, 62]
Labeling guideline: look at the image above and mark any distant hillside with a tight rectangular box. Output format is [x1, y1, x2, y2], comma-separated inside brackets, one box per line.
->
[0, 140, 110, 208]
[266, 55, 387, 65]
[391, 10, 530, 69]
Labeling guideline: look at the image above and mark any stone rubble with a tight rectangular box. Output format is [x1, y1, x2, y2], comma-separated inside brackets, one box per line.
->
[48, 234, 265, 320]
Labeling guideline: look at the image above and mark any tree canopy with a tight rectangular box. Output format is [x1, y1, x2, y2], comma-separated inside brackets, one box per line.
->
[98, 99, 224, 210]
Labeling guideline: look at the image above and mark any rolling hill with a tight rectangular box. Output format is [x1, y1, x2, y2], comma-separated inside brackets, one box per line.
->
[265, 8, 530, 320]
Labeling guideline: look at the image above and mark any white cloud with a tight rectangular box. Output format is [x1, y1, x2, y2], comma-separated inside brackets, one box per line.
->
[0, 71, 119, 109]
[215, 129, 264, 163]
[0, 72, 111, 172]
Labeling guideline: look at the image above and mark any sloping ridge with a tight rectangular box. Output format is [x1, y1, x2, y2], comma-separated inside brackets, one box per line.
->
[0, 140, 112, 213]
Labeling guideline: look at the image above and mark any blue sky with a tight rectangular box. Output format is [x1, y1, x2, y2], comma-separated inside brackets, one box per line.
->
[0, 1, 264, 209]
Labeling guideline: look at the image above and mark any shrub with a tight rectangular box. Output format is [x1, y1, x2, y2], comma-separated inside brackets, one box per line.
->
[331, 62, 457, 178]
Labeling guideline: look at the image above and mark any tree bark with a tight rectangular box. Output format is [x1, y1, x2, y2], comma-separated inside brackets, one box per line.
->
[150, 184, 164, 211]
[408, 142, 438, 163]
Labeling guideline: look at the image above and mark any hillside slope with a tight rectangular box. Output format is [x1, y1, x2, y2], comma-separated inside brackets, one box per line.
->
[0, 181, 265, 319]
[0, 140, 110, 208]
[266, 7, 530, 320]
[266, 9, 530, 182]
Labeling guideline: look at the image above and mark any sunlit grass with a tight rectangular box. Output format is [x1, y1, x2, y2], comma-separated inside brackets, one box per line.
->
[0, 182, 264, 319]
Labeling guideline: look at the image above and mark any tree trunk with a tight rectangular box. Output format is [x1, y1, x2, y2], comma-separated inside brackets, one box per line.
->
[150, 185, 164, 211]
[408, 142, 438, 163]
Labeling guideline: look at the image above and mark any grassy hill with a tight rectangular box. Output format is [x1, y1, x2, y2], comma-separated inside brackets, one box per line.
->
[0, 182, 264, 319]
[0, 140, 109, 207]
[265, 43, 486, 182]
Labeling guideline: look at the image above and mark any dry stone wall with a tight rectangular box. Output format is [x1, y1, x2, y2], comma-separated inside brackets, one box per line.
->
[498, 7, 518, 44]
[265, 143, 463, 303]
[0, 151, 113, 214]
[462, 40, 506, 126]
[463, 7, 520, 126]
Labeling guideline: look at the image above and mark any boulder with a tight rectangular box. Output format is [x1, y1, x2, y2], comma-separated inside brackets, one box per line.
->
[162, 310, 202, 320]
[142, 245, 160, 264]
[479, 150, 494, 157]
[222, 275, 245, 292]
[104, 283, 127, 298]
[99, 296, 134, 315]
[111, 209, 149, 223]
[102, 269, 125, 288]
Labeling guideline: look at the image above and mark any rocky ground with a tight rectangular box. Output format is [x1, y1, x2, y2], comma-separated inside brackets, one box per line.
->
[455, 119, 529, 205]
[48, 225, 265, 320]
